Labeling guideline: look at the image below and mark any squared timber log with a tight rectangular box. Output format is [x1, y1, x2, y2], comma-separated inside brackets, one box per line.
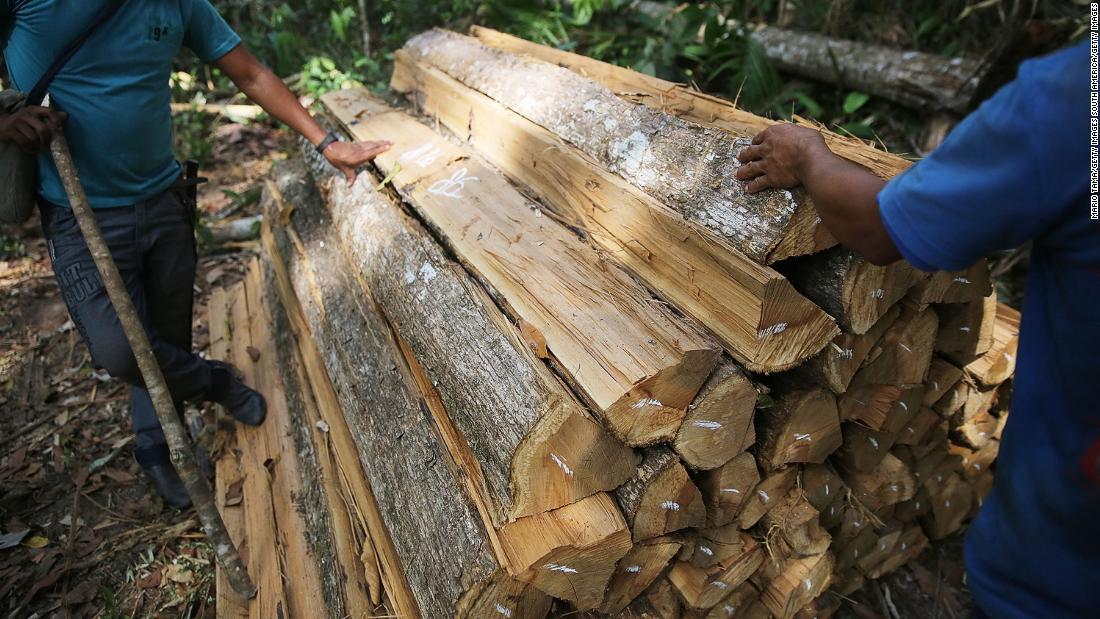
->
[389, 53, 839, 372]
[319, 91, 721, 446]
[294, 138, 637, 526]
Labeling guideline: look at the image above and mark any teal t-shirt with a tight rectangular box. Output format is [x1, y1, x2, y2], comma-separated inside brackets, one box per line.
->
[2, 0, 240, 208]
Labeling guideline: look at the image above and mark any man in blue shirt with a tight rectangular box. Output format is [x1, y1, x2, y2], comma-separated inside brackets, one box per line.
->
[1, 1, 390, 508]
[735, 42, 1098, 616]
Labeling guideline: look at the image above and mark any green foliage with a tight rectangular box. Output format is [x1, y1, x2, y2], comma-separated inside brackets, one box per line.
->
[172, 110, 217, 167]
[842, 91, 870, 115]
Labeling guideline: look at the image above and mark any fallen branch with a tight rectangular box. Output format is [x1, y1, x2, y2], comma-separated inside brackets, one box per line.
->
[49, 122, 256, 599]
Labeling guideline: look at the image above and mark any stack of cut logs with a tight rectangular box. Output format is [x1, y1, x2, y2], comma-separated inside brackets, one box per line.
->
[213, 27, 1020, 619]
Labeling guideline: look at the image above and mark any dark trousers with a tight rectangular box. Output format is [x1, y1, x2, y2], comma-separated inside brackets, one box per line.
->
[39, 188, 212, 449]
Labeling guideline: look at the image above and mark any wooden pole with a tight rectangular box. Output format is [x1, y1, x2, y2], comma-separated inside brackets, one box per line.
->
[49, 125, 256, 599]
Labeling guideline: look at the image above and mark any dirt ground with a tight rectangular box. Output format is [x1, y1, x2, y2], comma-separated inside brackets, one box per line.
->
[1, 119, 975, 618]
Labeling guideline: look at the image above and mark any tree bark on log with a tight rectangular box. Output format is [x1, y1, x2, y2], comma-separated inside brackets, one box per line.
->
[674, 360, 759, 470]
[615, 447, 707, 541]
[266, 158, 559, 617]
[751, 27, 982, 113]
[401, 28, 819, 265]
[297, 136, 637, 527]
[263, 191, 422, 617]
[776, 247, 916, 335]
[319, 92, 721, 446]
[389, 54, 839, 372]
[469, 26, 912, 180]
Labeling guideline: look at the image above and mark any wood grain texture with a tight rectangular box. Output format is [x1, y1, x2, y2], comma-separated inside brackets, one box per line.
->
[935, 293, 997, 364]
[615, 447, 707, 541]
[667, 536, 764, 610]
[964, 303, 1020, 386]
[696, 452, 760, 527]
[267, 159, 549, 617]
[777, 247, 916, 334]
[674, 360, 759, 470]
[600, 538, 683, 615]
[794, 304, 901, 394]
[850, 302, 938, 388]
[737, 466, 800, 529]
[208, 287, 250, 619]
[391, 54, 839, 372]
[301, 134, 637, 525]
[320, 91, 720, 446]
[263, 193, 419, 617]
[755, 383, 842, 470]
[469, 26, 913, 180]
[402, 28, 818, 264]
[758, 552, 834, 619]
[498, 492, 632, 609]
[907, 260, 993, 308]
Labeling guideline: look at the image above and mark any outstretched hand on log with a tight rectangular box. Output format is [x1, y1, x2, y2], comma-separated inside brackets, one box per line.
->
[734, 124, 828, 193]
[735, 123, 899, 266]
[322, 139, 393, 185]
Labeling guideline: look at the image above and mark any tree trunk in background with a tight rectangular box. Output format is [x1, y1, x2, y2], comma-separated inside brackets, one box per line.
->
[752, 27, 982, 113]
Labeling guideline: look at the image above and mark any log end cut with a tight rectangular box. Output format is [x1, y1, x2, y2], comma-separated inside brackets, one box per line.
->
[752, 277, 840, 373]
[510, 401, 640, 520]
[607, 347, 722, 446]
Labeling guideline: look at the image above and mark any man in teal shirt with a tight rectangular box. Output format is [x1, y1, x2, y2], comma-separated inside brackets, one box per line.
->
[1, 0, 390, 508]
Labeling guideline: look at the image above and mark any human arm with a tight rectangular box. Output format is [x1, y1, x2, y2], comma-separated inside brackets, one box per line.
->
[0, 105, 67, 152]
[734, 125, 900, 265]
[214, 45, 390, 184]
[735, 44, 1087, 273]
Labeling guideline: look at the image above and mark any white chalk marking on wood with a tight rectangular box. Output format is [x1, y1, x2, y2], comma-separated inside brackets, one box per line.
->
[427, 167, 479, 198]
[550, 453, 574, 477]
[794, 432, 812, 442]
[758, 490, 771, 503]
[699, 545, 714, 556]
[632, 397, 664, 409]
[757, 322, 788, 339]
[831, 343, 854, 359]
[661, 501, 681, 511]
[400, 142, 446, 167]
[872, 288, 885, 299]
[544, 563, 579, 573]
[624, 565, 642, 573]
[494, 604, 513, 618]
[953, 276, 972, 284]
[868, 436, 880, 449]
[693, 420, 723, 430]
[721, 487, 741, 494]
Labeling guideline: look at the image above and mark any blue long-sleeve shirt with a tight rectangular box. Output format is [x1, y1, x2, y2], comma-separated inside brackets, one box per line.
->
[878, 41, 1100, 618]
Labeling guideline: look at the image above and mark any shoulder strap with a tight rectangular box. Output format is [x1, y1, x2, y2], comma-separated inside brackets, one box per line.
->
[26, 0, 127, 105]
